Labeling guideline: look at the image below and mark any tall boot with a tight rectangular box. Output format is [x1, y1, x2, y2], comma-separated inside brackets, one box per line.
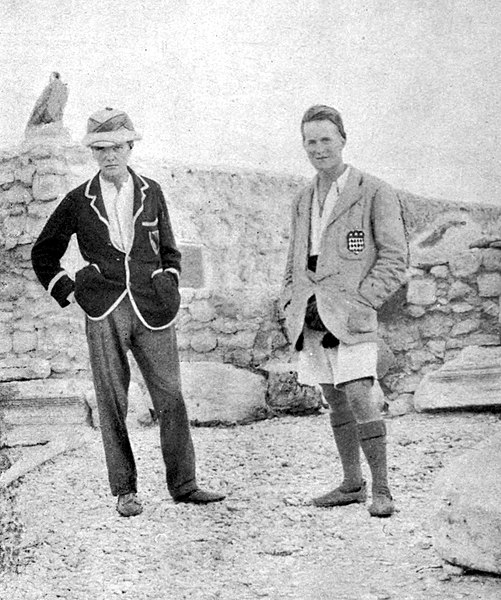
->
[358, 420, 394, 517]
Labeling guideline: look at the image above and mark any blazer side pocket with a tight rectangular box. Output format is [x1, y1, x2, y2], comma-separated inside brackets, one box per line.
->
[347, 299, 377, 333]
[74, 264, 106, 312]
[151, 270, 181, 320]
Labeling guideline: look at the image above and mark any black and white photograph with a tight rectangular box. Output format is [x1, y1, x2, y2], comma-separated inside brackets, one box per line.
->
[0, 1, 500, 598]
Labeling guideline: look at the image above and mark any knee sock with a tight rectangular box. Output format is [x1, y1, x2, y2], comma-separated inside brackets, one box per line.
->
[358, 420, 391, 497]
[322, 385, 363, 491]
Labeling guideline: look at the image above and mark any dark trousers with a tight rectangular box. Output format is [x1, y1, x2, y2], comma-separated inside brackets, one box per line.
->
[85, 296, 197, 499]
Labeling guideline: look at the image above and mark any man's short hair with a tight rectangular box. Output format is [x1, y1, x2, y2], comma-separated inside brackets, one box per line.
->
[301, 105, 346, 141]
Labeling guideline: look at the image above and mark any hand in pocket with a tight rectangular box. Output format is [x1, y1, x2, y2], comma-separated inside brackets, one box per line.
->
[347, 300, 376, 333]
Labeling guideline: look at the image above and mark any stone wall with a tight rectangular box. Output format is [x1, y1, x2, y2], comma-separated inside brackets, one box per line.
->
[1, 138, 501, 411]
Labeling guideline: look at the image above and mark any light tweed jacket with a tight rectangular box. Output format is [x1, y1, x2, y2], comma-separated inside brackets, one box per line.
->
[281, 166, 408, 346]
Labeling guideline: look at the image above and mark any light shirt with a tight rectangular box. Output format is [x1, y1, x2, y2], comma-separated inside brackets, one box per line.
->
[310, 165, 350, 256]
[99, 174, 134, 253]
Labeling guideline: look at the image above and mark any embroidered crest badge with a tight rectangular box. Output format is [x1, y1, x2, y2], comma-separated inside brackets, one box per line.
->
[346, 230, 365, 254]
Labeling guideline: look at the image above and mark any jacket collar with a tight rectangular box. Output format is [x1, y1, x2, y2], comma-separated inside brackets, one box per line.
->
[325, 166, 363, 227]
[85, 167, 149, 229]
[302, 166, 364, 228]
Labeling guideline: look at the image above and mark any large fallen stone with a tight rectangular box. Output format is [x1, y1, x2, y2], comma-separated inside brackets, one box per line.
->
[0, 431, 92, 488]
[180, 362, 267, 424]
[260, 361, 322, 415]
[260, 360, 388, 415]
[0, 379, 94, 447]
[414, 345, 501, 412]
[433, 433, 501, 574]
[409, 211, 482, 268]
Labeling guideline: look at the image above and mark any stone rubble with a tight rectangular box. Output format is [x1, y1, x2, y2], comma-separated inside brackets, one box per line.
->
[0, 412, 500, 599]
[433, 432, 501, 575]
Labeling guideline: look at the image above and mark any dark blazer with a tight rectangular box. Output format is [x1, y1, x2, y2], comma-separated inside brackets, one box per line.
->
[31, 168, 181, 330]
[281, 167, 408, 346]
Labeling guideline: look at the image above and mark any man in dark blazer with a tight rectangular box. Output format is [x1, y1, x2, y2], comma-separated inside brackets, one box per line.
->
[281, 105, 408, 517]
[32, 107, 225, 516]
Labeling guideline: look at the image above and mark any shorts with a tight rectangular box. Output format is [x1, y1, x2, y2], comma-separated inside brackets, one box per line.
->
[296, 327, 378, 388]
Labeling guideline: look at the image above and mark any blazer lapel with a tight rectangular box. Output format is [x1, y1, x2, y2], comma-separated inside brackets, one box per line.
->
[86, 173, 110, 228]
[324, 167, 363, 228]
[129, 168, 148, 225]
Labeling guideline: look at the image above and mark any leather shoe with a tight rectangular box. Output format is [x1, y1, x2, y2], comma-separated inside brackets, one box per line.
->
[175, 489, 226, 504]
[312, 481, 367, 507]
[116, 492, 143, 517]
[368, 492, 394, 517]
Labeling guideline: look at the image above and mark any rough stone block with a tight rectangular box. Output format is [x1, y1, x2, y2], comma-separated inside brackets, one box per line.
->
[0, 184, 32, 206]
[0, 357, 50, 382]
[0, 378, 94, 446]
[12, 331, 38, 354]
[477, 272, 501, 297]
[463, 333, 500, 347]
[418, 314, 454, 339]
[2, 214, 26, 240]
[430, 265, 449, 278]
[433, 434, 501, 574]
[34, 158, 68, 175]
[180, 361, 267, 424]
[447, 281, 473, 300]
[414, 346, 501, 412]
[408, 349, 435, 371]
[219, 330, 257, 350]
[394, 373, 423, 394]
[406, 279, 436, 305]
[15, 164, 36, 185]
[27, 200, 58, 219]
[190, 331, 218, 353]
[261, 361, 322, 415]
[406, 304, 426, 318]
[32, 173, 66, 201]
[388, 393, 415, 417]
[450, 302, 474, 314]
[212, 317, 239, 334]
[188, 299, 216, 322]
[448, 251, 482, 278]
[0, 166, 15, 187]
[481, 248, 501, 271]
[481, 300, 499, 317]
[449, 318, 479, 337]
[178, 243, 205, 288]
[427, 339, 446, 357]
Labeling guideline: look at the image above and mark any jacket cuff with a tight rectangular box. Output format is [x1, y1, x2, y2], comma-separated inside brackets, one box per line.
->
[48, 272, 75, 307]
[164, 268, 180, 284]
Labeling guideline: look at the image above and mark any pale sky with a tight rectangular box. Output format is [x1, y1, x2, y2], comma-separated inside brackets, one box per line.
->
[1, 0, 501, 203]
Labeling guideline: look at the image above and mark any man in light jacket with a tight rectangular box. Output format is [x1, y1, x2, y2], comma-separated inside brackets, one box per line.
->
[281, 105, 407, 517]
[32, 107, 225, 516]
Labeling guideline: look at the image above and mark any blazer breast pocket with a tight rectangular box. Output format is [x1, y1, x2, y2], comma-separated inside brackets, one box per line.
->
[142, 218, 160, 255]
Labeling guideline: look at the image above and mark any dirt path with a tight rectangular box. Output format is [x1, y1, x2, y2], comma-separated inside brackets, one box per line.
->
[1, 411, 500, 600]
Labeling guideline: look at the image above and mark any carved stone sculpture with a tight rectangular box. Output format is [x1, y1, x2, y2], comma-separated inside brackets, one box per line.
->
[26, 72, 68, 130]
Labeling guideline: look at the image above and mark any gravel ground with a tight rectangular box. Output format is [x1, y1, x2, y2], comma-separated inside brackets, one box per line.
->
[1, 411, 500, 600]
